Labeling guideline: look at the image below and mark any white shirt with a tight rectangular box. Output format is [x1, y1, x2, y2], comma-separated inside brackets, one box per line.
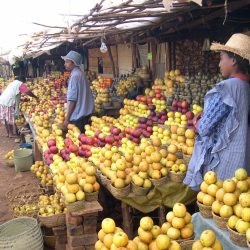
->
[0, 80, 23, 107]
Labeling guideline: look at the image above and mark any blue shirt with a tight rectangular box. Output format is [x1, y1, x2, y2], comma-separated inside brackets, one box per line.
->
[67, 67, 94, 121]
[198, 92, 232, 140]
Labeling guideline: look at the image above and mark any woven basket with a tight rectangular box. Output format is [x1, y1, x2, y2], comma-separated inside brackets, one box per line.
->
[169, 171, 186, 183]
[0, 217, 43, 250]
[149, 176, 168, 187]
[4, 159, 14, 168]
[176, 151, 183, 159]
[131, 182, 150, 196]
[66, 200, 85, 212]
[183, 154, 191, 165]
[109, 183, 131, 198]
[85, 191, 99, 202]
[38, 212, 66, 228]
[247, 240, 250, 248]
[176, 234, 195, 244]
[212, 212, 228, 230]
[197, 201, 212, 218]
[227, 225, 248, 248]
[180, 240, 196, 250]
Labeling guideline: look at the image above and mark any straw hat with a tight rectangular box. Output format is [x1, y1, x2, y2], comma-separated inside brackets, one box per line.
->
[210, 33, 250, 61]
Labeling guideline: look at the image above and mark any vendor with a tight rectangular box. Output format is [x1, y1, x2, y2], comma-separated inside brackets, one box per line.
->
[0, 76, 38, 137]
[184, 33, 250, 191]
[61, 51, 94, 133]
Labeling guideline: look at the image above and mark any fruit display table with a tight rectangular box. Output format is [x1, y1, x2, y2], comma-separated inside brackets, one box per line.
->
[108, 180, 197, 213]
[24, 115, 43, 161]
[192, 212, 249, 250]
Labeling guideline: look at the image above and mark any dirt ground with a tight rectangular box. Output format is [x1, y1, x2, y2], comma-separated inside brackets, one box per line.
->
[0, 124, 38, 224]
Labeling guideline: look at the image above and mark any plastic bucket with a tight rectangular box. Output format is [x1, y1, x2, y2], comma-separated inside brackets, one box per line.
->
[13, 149, 33, 172]
[19, 143, 32, 149]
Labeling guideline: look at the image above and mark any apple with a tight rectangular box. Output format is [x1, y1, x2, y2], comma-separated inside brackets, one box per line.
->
[172, 100, 178, 107]
[113, 232, 129, 248]
[101, 218, 116, 234]
[181, 101, 189, 109]
[47, 139, 56, 148]
[49, 146, 58, 154]
[140, 217, 154, 231]
[185, 111, 194, 120]
[105, 136, 114, 144]
[64, 138, 73, 147]
[156, 234, 170, 250]
[235, 219, 250, 234]
[200, 230, 216, 247]
[173, 203, 186, 218]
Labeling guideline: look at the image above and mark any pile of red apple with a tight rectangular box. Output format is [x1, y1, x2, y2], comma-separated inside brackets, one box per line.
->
[171, 100, 190, 114]
[94, 126, 125, 147]
[147, 104, 168, 125]
[43, 139, 59, 165]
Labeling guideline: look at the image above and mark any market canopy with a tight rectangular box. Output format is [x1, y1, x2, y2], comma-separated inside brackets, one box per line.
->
[5, 0, 250, 63]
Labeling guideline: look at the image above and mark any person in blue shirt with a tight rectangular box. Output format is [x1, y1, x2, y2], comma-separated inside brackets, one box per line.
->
[61, 51, 94, 133]
[184, 33, 250, 191]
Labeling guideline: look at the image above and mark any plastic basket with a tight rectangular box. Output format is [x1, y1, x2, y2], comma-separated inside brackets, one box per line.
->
[13, 149, 33, 172]
[0, 217, 43, 250]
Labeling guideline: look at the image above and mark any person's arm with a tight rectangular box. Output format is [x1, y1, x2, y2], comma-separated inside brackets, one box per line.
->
[63, 101, 76, 128]
[19, 83, 38, 100]
[62, 74, 78, 129]
[198, 93, 232, 137]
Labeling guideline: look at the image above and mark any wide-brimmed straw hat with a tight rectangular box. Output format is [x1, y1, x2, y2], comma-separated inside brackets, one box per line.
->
[210, 33, 250, 61]
[61, 50, 82, 66]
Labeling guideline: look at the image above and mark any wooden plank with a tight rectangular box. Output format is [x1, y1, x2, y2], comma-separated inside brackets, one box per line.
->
[70, 201, 103, 217]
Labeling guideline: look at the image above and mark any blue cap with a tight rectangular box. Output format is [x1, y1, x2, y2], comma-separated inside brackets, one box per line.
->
[61, 50, 82, 66]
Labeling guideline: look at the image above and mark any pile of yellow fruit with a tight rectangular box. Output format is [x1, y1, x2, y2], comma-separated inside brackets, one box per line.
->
[134, 216, 181, 250]
[116, 78, 137, 97]
[31, 161, 53, 186]
[38, 194, 66, 216]
[162, 203, 194, 241]
[95, 218, 135, 250]
[4, 150, 14, 160]
[13, 204, 38, 215]
[192, 229, 222, 249]
[197, 171, 222, 207]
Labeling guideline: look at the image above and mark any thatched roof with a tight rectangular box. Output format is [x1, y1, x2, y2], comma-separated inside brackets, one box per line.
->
[8, 0, 250, 61]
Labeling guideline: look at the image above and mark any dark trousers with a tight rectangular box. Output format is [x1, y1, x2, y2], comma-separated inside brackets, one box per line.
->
[70, 115, 91, 133]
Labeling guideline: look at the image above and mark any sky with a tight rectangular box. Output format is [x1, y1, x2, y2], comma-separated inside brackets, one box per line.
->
[0, 0, 100, 53]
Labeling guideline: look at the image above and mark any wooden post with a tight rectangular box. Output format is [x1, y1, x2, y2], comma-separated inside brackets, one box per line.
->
[107, 45, 116, 77]
[158, 206, 165, 226]
[150, 40, 157, 80]
[131, 43, 137, 69]
[121, 202, 133, 239]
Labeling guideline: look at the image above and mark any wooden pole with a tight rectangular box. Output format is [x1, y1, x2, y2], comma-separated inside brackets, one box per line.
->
[107, 45, 116, 77]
